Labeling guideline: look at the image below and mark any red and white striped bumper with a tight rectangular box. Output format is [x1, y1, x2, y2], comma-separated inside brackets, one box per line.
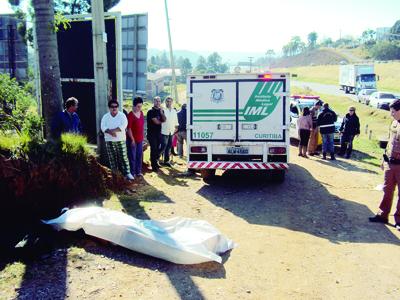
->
[188, 161, 289, 170]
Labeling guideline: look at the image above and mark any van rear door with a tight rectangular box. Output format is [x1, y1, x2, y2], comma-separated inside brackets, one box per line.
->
[238, 79, 286, 141]
[190, 80, 237, 141]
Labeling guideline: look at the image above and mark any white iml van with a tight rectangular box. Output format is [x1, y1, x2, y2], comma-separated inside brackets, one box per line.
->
[186, 73, 290, 181]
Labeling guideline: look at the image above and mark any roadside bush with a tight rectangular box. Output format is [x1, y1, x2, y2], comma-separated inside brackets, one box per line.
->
[0, 74, 43, 139]
[370, 41, 400, 60]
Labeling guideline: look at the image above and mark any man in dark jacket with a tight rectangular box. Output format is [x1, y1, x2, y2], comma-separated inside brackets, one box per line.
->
[177, 103, 187, 158]
[146, 96, 166, 172]
[339, 106, 360, 158]
[317, 103, 337, 160]
[51, 97, 82, 139]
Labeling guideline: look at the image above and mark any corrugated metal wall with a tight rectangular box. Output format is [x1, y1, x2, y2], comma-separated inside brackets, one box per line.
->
[0, 14, 28, 81]
[121, 14, 148, 95]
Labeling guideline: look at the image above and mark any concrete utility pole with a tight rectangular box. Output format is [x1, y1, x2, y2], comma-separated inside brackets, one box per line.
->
[92, 0, 109, 154]
[164, 0, 179, 103]
[248, 56, 253, 73]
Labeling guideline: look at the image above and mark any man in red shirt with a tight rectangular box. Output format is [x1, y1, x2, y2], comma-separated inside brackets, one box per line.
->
[127, 97, 145, 177]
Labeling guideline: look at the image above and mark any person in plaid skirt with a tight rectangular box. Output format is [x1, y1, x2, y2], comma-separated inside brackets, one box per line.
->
[101, 100, 134, 180]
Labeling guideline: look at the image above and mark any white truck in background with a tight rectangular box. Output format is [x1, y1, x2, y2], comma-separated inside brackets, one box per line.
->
[339, 64, 377, 94]
[186, 73, 290, 182]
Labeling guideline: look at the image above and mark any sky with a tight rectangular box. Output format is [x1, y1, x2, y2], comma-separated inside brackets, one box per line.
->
[1, 0, 399, 54]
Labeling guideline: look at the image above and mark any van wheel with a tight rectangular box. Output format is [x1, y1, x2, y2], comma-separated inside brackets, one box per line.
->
[201, 169, 216, 180]
[270, 170, 285, 183]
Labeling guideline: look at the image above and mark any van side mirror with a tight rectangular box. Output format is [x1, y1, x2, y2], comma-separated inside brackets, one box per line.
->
[377, 75, 380, 81]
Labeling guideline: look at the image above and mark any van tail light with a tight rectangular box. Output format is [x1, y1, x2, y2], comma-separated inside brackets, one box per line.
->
[269, 147, 286, 154]
[191, 146, 207, 153]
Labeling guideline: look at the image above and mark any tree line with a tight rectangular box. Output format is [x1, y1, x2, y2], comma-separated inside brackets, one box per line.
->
[147, 52, 229, 76]
[278, 19, 400, 61]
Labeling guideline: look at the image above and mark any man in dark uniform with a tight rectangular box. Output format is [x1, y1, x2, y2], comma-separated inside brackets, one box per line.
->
[369, 99, 400, 231]
[317, 103, 337, 160]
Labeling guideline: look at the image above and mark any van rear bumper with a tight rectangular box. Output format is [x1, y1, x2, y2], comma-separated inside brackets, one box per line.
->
[188, 161, 289, 170]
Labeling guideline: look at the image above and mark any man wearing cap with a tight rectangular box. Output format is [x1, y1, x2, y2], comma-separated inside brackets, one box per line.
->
[369, 99, 400, 231]
[308, 100, 323, 156]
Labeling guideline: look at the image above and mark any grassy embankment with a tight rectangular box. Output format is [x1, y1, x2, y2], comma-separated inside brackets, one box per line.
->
[274, 61, 400, 93]
[292, 86, 390, 168]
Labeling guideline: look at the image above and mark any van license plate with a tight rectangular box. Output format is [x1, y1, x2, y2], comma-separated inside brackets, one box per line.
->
[227, 147, 249, 154]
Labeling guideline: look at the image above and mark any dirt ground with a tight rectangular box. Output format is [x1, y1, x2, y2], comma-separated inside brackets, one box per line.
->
[1, 145, 400, 300]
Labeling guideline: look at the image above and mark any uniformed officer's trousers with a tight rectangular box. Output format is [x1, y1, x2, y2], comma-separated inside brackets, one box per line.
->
[378, 163, 400, 224]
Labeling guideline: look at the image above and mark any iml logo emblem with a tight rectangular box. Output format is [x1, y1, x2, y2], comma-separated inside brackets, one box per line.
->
[210, 89, 224, 103]
[243, 81, 282, 122]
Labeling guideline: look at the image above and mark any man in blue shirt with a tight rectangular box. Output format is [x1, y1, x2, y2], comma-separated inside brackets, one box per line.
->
[51, 97, 82, 139]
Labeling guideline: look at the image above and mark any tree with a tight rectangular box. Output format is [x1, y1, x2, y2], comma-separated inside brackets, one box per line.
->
[320, 37, 333, 48]
[195, 56, 207, 74]
[370, 41, 400, 60]
[180, 58, 193, 77]
[361, 29, 376, 48]
[159, 51, 170, 68]
[54, 0, 121, 14]
[390, 19, 400, 41]
[307, 32, 318, 49]
[264, 49, 275, 67]
[282, 36, 305, 56]
[206, 52, 222, 73]
[32, 0, 63, 139]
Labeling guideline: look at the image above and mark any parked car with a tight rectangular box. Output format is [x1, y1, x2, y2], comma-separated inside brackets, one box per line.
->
[289, 95, 342, 145]
[368, 92, 397, 110]
[357, 88, 377, 105]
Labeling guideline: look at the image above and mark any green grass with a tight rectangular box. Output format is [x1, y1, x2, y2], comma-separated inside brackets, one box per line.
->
[61, 133, 92, 156]
[0, 262, 26, 298]
[274, 61, 400, 93]
[0, 133, 30, 154]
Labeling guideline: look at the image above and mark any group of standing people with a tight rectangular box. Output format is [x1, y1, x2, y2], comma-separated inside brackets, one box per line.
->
[101, 96, 187, 179]
[297, 100, 360, 160]
[51, 95, 187, 180]
[146, 96, 187, 172]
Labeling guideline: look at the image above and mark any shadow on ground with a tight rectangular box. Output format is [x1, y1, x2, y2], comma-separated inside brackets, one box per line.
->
[290, 138, 379, 174]
[0, 179, 225, 300]
[197, 164, 399, 246]
[312, 155, 379, 174]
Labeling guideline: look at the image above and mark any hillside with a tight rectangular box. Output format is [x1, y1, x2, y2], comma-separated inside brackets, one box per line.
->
[271, 48, 350, 68]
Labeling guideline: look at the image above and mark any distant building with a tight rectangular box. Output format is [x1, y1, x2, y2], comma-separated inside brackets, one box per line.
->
[155, 68, 183, 83]
[155, 68, 182, 77]
[376, 27, 391, 41]
[146, 73, 165, 98]
[0, 14, 28, 81]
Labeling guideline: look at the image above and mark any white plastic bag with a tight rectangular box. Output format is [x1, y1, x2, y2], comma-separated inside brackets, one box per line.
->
[43, 207, 236, 264]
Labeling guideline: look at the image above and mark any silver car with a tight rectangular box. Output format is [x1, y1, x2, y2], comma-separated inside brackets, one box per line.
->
[357, 88, 377, 105]
[368, 92, 396, 110]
